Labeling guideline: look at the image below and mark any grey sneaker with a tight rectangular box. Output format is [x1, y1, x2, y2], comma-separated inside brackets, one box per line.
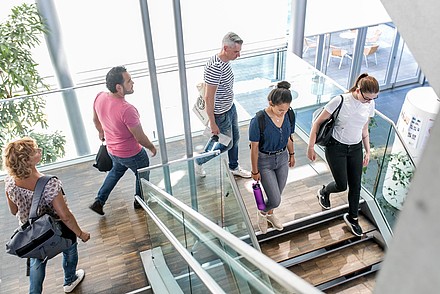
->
[317, 185, 331, 210]
[230, 166, 251, 178]
[89, 200, 104, 215]
[266, 213, 284, 231]
[257, 211, 268, 234]
[64, 269, 85, 292]
[194, 162, 206, 178]
[343, 213, 363, 237]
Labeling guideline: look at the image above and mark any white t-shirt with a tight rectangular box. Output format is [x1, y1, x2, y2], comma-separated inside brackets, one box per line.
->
[324, 93, 375, 145]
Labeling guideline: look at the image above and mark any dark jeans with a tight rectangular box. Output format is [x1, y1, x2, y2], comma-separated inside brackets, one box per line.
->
[196, 103, 240, 170]
[96, 148, 150, 205]
[324, 137, 363, 219]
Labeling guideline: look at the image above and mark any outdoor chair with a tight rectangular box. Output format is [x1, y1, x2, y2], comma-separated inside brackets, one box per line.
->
[364, 44, 379, 67]
[327, 46, 352, 69]
[303, 37, 317, 54]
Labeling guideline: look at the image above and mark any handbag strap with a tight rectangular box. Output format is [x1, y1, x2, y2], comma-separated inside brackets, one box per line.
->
[29, 175, 56, 220]
[332, 95, 344, 119]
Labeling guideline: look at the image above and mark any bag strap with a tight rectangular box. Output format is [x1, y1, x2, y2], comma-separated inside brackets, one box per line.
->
[332, 95, 344, 119]
[256, 107, 296, 150]
[287, 107, 295, 133]
[256, 110, 265, 150]
[29, 175, 56, 220]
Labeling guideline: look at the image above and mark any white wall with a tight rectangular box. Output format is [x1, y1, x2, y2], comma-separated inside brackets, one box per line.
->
[375, 0, 440, 292]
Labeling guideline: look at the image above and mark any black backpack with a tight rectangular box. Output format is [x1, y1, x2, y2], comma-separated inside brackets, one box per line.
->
[255, 107, 296, 150]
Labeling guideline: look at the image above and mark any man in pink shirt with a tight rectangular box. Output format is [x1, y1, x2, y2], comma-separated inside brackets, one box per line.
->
[90, 66, 157, 215]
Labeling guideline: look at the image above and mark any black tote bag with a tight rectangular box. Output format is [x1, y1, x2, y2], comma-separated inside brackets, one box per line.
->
[93, 144, 113, 172]
[313, 95, 343, 146]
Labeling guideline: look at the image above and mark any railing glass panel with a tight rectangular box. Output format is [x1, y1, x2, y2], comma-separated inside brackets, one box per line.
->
[363, 112, 415, 228]
[0, 44, 287, 177]
[282, 50, 416, 235]
[138, 153, 257, 247]
[139, 180, 321, 294]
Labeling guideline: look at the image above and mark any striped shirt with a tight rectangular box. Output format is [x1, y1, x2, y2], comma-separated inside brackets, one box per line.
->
[204, 54, 234, 114]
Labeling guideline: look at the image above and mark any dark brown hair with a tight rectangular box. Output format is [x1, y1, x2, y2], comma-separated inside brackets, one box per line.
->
[349, 73, 379, 94]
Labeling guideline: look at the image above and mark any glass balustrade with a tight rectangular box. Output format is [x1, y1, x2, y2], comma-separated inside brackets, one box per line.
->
[139, 179, 321, 294]
[138, 153, 257, 247]
[0, 44, 286, 175]
[361, 112, 415, 229]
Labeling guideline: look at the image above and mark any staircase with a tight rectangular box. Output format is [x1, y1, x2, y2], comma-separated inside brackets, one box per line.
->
[258, 205, 385, 293]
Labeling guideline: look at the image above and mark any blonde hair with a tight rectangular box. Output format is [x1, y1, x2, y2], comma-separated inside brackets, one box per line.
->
[2, 137, 38, 179]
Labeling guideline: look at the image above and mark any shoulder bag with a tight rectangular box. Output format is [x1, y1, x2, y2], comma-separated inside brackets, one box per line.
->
[313, 95, 344, 146]
[6, 175, 75, 261]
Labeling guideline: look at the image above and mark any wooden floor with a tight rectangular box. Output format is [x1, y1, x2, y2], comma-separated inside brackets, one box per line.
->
[0, 124, 350, 294]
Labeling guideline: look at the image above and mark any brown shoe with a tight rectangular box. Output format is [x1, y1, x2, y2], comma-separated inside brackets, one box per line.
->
[89, 200, 104, 215]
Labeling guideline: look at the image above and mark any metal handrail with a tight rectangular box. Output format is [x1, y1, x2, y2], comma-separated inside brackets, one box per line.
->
[1, 41, 288, 104]
[137, 150, 219, 173]
[139, 180, 322, 293]
[374, 109, 416, 167]
[221, 159, 262, 252]
[140, 193, 270, 292]
[137, 153, 261, 252]
[138, 197, 226, 294]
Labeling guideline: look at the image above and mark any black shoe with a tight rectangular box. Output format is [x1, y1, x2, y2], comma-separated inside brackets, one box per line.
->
[134, 200, 142, 209]
[89, 200, 104, 215]
[343, 213, 363, 236]
[317, 186, 331, 210]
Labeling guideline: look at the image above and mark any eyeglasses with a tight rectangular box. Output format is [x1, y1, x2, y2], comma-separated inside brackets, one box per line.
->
[360, 89, 378, 101]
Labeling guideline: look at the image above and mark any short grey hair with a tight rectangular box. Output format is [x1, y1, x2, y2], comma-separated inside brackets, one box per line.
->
[222, 32, 243, 47]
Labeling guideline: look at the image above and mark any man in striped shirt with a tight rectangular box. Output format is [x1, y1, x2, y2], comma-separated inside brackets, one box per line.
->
[195, 32, 251, 179]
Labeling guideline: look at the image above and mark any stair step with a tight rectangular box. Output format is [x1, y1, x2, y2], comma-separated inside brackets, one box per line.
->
[287, 238, 384, 287]
[260, 214, 376, 263]
[325, 272, 377, 293]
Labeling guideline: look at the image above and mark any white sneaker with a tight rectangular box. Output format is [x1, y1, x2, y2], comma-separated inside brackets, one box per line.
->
[257, 211, 268, 234]
[194, 162, 206, 178]
[230, 166, 251, 178]
[64, 269, 85, 293]
[266, 213, 283, 231]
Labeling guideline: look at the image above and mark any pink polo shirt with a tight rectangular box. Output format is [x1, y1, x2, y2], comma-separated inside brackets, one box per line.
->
[94, 92, 142, 158]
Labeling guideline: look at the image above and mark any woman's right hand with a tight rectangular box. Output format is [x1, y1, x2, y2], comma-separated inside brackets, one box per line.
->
[307, 145, 316, 161]
[251, 171, 261, 181]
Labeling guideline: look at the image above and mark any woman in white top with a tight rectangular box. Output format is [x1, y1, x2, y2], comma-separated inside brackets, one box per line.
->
[307, 73, 379, 237]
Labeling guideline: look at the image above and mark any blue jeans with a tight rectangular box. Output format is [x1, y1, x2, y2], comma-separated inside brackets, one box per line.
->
[258, 150, 289, 212]
[324, 137, 363, 218]
[196, 103, 240, 170]
[29, 242, 78, 294]
[96, 148, 150, 205]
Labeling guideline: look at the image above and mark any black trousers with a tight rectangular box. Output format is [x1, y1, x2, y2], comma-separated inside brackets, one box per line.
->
[324, 137, 363, 218]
